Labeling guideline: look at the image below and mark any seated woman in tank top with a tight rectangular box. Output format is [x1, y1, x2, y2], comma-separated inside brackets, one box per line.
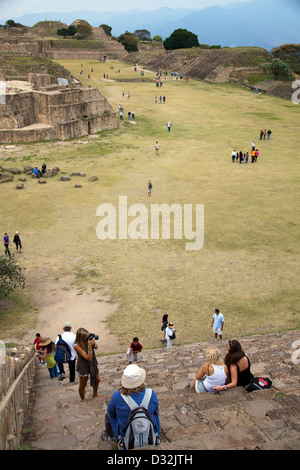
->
[187, 347, 228, 393]
[213, 339, 254, 392]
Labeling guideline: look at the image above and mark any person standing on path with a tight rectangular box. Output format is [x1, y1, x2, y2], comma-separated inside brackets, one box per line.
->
[211, 308, 224, 341]
[33, 333, 46, 365]
[55, 322, 76, 382]
[74, 328, 100, 401]
[35, 337, 59, 379]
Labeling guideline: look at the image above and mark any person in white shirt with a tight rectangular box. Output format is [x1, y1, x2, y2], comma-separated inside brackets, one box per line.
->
[55, 322, 76, 382]
[165, 322, 176, 348]
[187, 347, 228, 393]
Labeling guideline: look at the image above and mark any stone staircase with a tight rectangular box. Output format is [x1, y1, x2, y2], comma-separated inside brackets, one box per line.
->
[20, 331, 300, 450]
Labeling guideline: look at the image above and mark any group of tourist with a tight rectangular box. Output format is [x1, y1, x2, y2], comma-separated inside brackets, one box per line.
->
[3, 231, 22, 257]
[118, 103, 135, 121]
[33, 318, 254, 449]
[33, 163, 47, 178]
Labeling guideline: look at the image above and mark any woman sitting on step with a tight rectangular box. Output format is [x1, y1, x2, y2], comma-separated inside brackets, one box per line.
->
[187, 346, 228, 393]
[213, 339, 254, 392]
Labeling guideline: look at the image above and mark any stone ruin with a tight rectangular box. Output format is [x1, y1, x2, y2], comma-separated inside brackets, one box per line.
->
[0, 73, 117, 143]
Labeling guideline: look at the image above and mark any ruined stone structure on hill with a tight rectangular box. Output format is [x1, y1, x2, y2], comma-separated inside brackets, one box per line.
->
[0, 74, 117, 143]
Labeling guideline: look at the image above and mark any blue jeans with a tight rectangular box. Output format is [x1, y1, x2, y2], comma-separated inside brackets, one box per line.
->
[48, 365, 59, 379]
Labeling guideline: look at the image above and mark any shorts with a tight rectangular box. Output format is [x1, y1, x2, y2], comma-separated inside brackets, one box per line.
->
[195, 379, 218, 394]
[195, 379, 207, 393]
[213, 327, 223, 335]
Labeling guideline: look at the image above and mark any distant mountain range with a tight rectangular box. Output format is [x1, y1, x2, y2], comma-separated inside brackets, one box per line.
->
[2, 0, 300, 50]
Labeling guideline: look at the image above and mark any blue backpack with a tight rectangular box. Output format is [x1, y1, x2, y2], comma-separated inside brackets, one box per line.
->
[54, 335, 71, 363]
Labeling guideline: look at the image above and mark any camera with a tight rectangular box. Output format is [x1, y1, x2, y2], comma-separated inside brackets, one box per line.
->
[88, 333, 99, 341]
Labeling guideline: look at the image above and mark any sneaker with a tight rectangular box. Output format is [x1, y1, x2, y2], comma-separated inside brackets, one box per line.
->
[101, 431, 116, 442]
[58, 373, 65, 381]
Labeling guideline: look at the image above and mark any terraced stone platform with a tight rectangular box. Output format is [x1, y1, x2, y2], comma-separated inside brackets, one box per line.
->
[21, 331, 300, 451]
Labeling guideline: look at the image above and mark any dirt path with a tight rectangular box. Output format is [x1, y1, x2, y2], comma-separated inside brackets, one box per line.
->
[20, 271, 121, 354]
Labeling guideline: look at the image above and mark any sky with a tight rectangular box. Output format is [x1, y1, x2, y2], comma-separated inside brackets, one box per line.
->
[0, 0, 251, 19]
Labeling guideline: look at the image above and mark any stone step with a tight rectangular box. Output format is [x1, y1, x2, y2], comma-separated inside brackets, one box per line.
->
[21, 331, 300, 450]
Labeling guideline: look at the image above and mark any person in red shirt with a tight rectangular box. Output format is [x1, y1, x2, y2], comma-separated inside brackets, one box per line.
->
[126, 337, 143, 364]
[33, 333, 46, 365]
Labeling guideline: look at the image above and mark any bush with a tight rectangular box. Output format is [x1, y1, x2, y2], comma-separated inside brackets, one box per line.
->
[262, 58, 294, 81]
[0, 255, 25, 300]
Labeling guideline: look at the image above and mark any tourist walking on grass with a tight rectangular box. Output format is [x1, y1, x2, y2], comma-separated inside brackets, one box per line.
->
[155, 141, 159, 155]
[267, 129, 272, 140]
[213, 340, 254, 392]
[186, 346, 228, 393]
[167, 121, 171, 132]
[13, 231, 22, 253]
[148, 180, 152, 197]
[231, 150, 237, 163]
[74, 328, 100, 401]
[211, 308, 224, 341]
[3, 233, 11, 258]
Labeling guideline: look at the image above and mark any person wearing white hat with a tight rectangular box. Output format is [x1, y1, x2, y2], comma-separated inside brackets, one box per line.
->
[103, 364, 160, 444]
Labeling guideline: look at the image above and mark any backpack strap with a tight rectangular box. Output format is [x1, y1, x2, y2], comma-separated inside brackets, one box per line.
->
[120, 394, 139, 410]
[140, 388, 152, 409]
[121, 388, 152, 410]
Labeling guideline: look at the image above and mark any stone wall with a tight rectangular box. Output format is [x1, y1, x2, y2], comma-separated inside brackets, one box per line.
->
[43, 45, 127, 61]
[0, 78, 117, 143]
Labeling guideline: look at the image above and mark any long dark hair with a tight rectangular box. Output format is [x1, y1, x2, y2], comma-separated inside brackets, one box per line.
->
[224, 340, 245, 368]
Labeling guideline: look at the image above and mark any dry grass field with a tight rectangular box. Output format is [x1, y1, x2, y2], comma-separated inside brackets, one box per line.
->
[1, 59, 299, 351]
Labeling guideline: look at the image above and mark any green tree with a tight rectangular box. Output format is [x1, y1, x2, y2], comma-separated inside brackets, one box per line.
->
[0, 256, 25, 300]
[163, 28, 199, 51]
[134, 29, 151, 41]
[272, 44, 300, 74]
[100, 24, 112, 36]
[153, 35, 162, 42]
[262, 58, 294, 81]
[57, 27, 68, 38]
[75, 21, 92, 38]
[67, 25, 76, 36]
[117, 31, 138, 52]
